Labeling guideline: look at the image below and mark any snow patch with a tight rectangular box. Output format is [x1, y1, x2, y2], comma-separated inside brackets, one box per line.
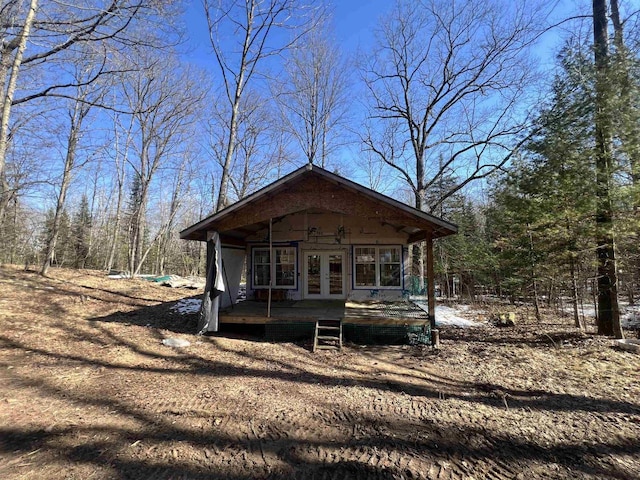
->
[414, 302, 481, 328]
[162, 338, 191, 348]
[435, 305, 482, 327]
[171, 298, 202, 315]
[563, 302, 640, 329]
[622, 305, 640, 329]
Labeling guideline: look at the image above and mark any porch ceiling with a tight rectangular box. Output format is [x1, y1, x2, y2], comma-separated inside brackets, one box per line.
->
[209, 207, 425, 246]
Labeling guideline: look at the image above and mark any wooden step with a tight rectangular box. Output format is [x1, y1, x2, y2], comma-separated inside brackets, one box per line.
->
[313, 318, 343, 352]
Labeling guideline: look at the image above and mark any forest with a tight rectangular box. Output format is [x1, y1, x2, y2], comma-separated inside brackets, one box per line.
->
[0, 0, 638, 339]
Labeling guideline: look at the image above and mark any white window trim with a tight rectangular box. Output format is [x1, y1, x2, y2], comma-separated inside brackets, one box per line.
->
[251, 245, 298, 289]
[353, 245, 403, 290]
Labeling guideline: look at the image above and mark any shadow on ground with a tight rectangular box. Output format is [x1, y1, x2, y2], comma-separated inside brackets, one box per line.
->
[1, 290, 639, 479]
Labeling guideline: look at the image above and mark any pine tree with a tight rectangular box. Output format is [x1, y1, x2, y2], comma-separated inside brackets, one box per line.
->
[126, 173, 144, 276]
[436, 196, 493, 301]
[71, 194, 92, 268]
[485, 44, 598, 321]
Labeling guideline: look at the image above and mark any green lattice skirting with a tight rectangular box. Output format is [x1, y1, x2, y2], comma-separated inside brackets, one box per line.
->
[265, 322, 316, 342]
[343, 323, 430, 345]
[264, 322, 430, 345]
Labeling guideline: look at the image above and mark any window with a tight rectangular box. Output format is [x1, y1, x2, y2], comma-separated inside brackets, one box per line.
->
[379, 247, 401, 287]
[354, 246, 402, 288]
[355, 247, 376, 286]
[252, 246, 297, 288]
[253, 249, 270, 287]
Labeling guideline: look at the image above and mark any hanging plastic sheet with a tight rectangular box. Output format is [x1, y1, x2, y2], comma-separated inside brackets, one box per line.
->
[197, 232, 226, 334]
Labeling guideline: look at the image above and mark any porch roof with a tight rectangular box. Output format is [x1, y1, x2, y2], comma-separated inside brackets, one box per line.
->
[180, 164, 457, 243]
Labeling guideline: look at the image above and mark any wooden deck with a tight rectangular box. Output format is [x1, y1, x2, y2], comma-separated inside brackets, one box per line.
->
[219, 300, 429, 326]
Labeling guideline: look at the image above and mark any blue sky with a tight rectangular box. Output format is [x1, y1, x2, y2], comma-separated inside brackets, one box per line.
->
[182, 1, 394, 69]
[331, 0, 392, 51]
[176, 0, 587, 196]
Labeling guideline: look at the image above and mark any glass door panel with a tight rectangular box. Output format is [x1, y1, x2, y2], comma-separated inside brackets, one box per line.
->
[305, 252, 345, 299]
[306, 254, 321, 295]
[329, 254, 343, 295]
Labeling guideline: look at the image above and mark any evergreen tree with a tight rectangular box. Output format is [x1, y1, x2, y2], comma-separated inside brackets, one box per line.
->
[436, 196, 493, 301]
[485, 32, 640, 331]
[71, 194, 92, 268]
[126, 173, 145, 275]
[40, 208, 72, 268]
[485, 44, 598, 322]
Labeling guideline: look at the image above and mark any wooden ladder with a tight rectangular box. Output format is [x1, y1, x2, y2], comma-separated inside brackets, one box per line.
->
[313, 318, 343, 352]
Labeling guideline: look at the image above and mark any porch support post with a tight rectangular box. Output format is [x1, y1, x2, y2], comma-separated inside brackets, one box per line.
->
[426, 235, 437, 346]
[267, 217, 273, 318]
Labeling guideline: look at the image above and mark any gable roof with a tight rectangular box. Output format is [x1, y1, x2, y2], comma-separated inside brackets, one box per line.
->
[180, 164, 457, 242]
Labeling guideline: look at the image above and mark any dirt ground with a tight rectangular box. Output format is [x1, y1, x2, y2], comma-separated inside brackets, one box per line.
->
[0, 265, 638, 480]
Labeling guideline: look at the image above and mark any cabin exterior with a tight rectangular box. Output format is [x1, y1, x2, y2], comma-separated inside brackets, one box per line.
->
[179, 164, 457, 345]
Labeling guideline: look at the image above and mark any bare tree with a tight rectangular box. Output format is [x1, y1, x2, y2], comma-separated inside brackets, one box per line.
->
[362, 0, 543, 214]
[360, 0, 545, 287]
[203, 0, 319, 211]
[40, 74, 102, 275]
[208, 90, 290, 203]
[120, 55, 205, 276]
[153, 158, 191, 275]
[0, 0, 179, 225]
[104, 110, 132, 272]
[273, 20, 351, 167]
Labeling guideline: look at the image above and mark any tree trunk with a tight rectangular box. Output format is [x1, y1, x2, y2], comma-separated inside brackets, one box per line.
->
[216, 99, 241, 212]
[0, 0, 38, 224]
[413, 187, 426, 291]
[527, 225, 542, 322]
[41, 101, 84, 276]
[105, 161, 125, 272]
[592, 0, 623, 338]
[570, 255, 583, 330]
[213, 2, 254, 213]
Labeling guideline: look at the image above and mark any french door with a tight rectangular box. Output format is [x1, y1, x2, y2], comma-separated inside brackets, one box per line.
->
[304, 251, 345, 299]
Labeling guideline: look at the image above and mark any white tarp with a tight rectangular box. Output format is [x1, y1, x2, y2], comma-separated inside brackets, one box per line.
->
[198, 232, 226, 334]
[220, 246, 245, 309]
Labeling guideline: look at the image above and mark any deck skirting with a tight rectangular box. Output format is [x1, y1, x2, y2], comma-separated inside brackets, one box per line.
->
[262, 321, 430, 345]
[218, 299, 431, 345]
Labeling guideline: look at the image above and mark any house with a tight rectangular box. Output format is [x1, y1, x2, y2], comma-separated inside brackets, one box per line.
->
[179, 164, 457, 345]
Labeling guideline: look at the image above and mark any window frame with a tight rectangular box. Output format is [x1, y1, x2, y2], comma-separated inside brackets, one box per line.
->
[352, 245, 403, 290]
[251, 245, 298, 289]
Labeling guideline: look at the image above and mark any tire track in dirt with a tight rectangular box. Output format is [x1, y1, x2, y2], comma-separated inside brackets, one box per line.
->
[126, 393, 275, 479]
[242, 398, 445, 479]
[356, 392, 525, 479]
[141, 389, 526, 479]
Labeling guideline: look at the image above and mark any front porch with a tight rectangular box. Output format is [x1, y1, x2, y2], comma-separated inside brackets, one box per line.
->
[219, 299, 432, 345]
[180, 165, 458, 343]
